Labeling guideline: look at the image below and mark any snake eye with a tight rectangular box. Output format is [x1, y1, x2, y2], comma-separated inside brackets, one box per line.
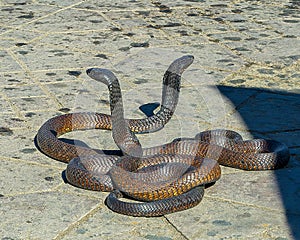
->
[86, 68, 92, 75]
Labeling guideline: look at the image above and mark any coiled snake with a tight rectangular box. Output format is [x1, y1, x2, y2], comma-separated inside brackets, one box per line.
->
[36, 56, 290, 217]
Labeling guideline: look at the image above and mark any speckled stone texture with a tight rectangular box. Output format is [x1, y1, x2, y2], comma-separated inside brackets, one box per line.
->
[0, 0, 299, 239]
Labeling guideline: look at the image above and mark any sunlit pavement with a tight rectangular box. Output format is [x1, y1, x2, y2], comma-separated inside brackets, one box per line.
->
[0, 1, 299, 239]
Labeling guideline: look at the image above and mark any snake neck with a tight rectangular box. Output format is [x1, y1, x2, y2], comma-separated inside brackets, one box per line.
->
[108, 80, 143, 158]
[160, 70, 180, 115]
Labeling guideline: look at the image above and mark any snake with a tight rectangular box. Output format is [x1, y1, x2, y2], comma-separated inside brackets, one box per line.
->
[36, 56, 290, 217]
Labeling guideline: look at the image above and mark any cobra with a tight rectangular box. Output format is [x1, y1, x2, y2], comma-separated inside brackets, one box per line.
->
[36, 56, 290, 217]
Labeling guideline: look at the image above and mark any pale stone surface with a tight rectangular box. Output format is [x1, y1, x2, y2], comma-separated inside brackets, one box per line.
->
[0, 0, 299, 239]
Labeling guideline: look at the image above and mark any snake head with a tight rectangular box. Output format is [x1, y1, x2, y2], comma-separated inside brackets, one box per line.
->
[167, 55, 194, 75]
[86, 68, 117, 86]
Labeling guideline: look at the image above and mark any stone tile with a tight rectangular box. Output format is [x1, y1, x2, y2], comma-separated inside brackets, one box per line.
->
[265, 130, 300, 148]
[0, 96, 13, 113]
[0, 3, 59, 27]
[113, 44, 244, 77]
[32, 69, 85, 84]
[0, 192, 100, 240]
[11, 42, 111, 71]
[10, 96, 54, 112]
[0, 50, 22, 72]
[0, 128, 63, 167]
[22, 8, 114, 33]
[0, 29, 43, 49]
[1, 83, 46, 98]
[56, 125, 116, 152]
[235, 91, 300, 132]
[0, 1, 299, 239]
[0, 158, 62, 196]
[243, 28, 283, 40]
[34, 0, 83, 7]
[217, 85, 259, 112]
[0, 71, 32, 86]
[220, 63, 300, 93]
[167, 197, 294, 240]
[60, 208, 186, 240]
[32, 31, 135, 56]
[43, 81, 86, 100]
[174, 44, 245, 71]
[269, 21, 300, 38]
[174, 7, 231, 34]
[74, 0, 155, 11]
[205, 168, 300, 214]
[0, 113, 26, 128]
[237, 2, 297, 25]
[71, 91, 111, 114]
[178, 68, 229, 86]
[112, 48, 191, 74]
[226, 37, 300, 65]
[127, 28, 173, 48]
[103, 10, 150, 29]
[25, 110, 65, 130]
[163, 29, 209, 46]
[206, 31, 248, 44]
[217, 86, 300, 134]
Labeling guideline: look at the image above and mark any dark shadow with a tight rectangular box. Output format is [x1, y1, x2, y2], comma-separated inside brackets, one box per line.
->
[217, 85, 300, 239]
[139, 102, 160, 117]
[61, 170, 68, 183]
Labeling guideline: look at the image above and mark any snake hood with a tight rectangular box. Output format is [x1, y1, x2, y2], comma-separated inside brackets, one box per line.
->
[86, 68, 116, 86]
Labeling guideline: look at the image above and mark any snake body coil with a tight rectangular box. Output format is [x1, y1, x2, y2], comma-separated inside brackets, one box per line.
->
[36, 56, 290, 217]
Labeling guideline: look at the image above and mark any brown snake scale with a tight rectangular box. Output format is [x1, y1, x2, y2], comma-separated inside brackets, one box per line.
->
[36, 56, 290, 217]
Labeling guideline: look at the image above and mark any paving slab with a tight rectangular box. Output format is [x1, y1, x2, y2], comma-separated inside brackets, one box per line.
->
[0, 1, 299, 240]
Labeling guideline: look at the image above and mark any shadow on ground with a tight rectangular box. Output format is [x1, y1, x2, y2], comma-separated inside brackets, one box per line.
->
[218, 85, 300, 240]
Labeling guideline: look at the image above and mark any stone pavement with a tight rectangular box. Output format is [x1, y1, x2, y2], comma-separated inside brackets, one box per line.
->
[0, 0, 299, 239]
